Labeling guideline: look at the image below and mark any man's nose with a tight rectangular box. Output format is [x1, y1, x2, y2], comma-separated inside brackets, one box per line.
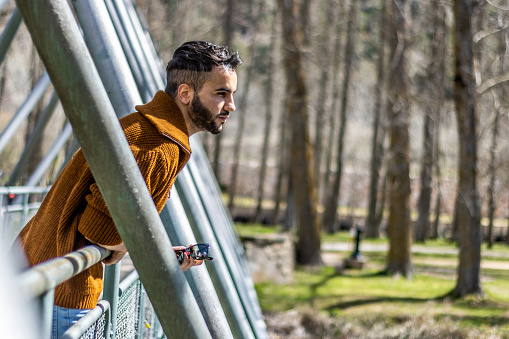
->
[225, 96, 236, 112]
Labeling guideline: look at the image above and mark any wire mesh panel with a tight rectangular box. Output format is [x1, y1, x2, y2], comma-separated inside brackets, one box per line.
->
[116, 278, 141, 338]
[140, 292, 165, 339]
[80, 312, 107, 339]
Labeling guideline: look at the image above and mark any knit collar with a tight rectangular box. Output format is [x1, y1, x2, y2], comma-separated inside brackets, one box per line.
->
[135, 91, 191, 155]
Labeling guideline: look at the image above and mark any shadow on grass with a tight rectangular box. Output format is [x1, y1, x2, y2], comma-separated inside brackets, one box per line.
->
[310, 269, 509, 311]
[324, 295, 432, 311]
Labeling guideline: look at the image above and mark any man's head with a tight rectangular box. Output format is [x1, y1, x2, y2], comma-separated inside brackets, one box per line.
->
[165, 41, 242, 100]
[166, 41, 242, 135]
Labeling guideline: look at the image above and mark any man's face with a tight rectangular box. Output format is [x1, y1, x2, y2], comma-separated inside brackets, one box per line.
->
[188, 66, 237, 134]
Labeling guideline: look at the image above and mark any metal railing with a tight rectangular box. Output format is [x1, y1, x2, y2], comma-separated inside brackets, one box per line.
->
[0, 186, 51, 246]
[15, 243, 167, 339]
[18, 245, 111, 339]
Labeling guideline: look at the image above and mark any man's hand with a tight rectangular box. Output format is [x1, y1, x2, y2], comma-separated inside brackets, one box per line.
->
[173, 245, 203, 271]
[86, 237, 128, 265]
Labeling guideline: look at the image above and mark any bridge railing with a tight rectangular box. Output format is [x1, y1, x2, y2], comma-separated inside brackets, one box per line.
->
[0, 186, 51, 246]
[15, 241, 165, 339]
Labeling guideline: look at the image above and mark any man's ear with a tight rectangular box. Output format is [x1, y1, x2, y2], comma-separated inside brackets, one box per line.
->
[177, 84, 193, 105]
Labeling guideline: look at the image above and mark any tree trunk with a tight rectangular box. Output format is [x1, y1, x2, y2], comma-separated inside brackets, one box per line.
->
[271, 100, 290, 225]
[486, 22, 505, 249]
[452, 0, 482, 298]
[322, 0, 344, 206]
[227, 0, 262, 212]
[385, 0, 413, 278]
[213, 0, 236, 177]
[506, 196, 509, 245]
[365, 0, 387, 238]
[254, 4, 278, 223]
[415, 108, 434, 242]
[24, 45, 46, 183]
[280, 0, 321, 265]
[322, 0, 359, 234]
[430, 0, 447, 240]
[313, 0, 335, 193]
[431, 112, 442, 239]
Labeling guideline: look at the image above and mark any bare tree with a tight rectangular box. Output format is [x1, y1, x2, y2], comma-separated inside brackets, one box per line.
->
[385, 0, 413, 278]
[213, 0, 236, 177]
[365, 0, 388, 238]
[322, 1, 344, 206]
[414, 1, 447, 243]
[227, 0, 263, 212]
[254, 4, 278, 223]
[279, 0, 321, 265]
[313, 0, 336, 192]
[485, 20, 506, 249]
[429, 0, 448, 240]
[24, 45, 46, 182]
[270, 104, 290, 226]
[452, 0, 482, 298]
[322, 0, 360, 234]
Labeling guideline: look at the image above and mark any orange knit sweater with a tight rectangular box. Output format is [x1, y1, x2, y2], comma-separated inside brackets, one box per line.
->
[18, 91, 191, 309]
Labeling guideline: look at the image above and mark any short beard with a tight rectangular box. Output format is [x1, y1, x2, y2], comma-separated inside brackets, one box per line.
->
[189, 94, 222, 135]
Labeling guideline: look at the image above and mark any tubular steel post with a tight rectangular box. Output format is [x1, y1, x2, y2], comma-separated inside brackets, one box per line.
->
[13, 1, 211, 337]
[136, 286, 147, 339]
[122, 0, 164, 86]
[0, 7, 22, 66]
[185, 140, 268, 338]
[0, 73, 51, 155]
[103, 0, 152, 102]
[71, 0, 140, 117]
[103, 263, 121, 339]
[175, 169, 256, 339]
[39, 289, 55, 339]
[108, 0, 158, 97]
[160, 192, 234, 339]
[7, 92, 59, 186]
[24, 122, 73, 187]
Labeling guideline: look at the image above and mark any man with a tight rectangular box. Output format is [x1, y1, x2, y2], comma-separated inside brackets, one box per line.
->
[17, 41, 241, 337]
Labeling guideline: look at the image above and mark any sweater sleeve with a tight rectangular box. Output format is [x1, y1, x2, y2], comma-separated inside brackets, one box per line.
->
[77, 146, 179, 246]
[79, 183, 121, 246]
[133, 147, 179, 212]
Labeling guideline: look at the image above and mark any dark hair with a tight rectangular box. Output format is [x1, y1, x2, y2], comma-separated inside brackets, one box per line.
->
[165, 41, 242, 99]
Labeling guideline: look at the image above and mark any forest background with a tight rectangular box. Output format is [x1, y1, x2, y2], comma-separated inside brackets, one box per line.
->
[0, 0, 508, 305]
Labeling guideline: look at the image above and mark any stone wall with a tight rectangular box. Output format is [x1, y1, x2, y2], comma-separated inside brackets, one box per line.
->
[241, 233, 294, 284]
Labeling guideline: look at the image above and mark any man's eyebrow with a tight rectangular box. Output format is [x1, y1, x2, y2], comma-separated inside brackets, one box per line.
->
[216, 87, 236, 94]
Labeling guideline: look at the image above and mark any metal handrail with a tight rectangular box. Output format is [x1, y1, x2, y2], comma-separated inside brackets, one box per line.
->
[60, 300, 110, 339]
[19, 245, 111, 298]
[0, 186, 51, 195]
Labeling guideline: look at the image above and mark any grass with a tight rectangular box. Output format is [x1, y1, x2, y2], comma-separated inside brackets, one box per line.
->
[256, 265, 509, 338]
[237, 224, 509, 338]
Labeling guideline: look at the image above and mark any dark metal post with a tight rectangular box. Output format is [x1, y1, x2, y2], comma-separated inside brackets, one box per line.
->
[350, 225, 363, 260]
[14, 1, 210, 337]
